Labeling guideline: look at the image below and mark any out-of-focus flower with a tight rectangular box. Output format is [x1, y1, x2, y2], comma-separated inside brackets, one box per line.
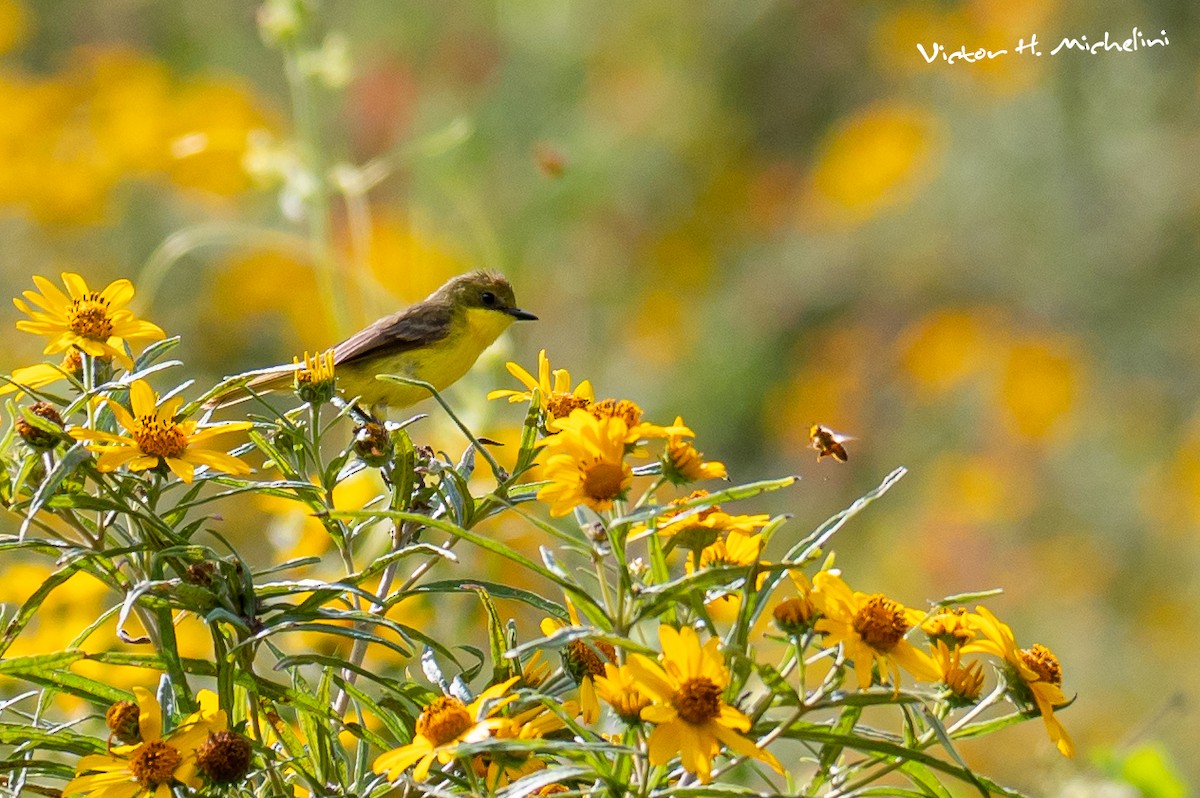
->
[661, 417, 727, 483]
[64, 688, 227, 798]
[372, 677, 520, 783]
[207, 251, 334, 352]
[357, 213, 466, 305]
[537, 408, 632, 516]
[260, 470, 383, 561]
[14, 273, 164, 369]
[898, 309, 995, 397]
[998, 337, 1080, 440]
[488, 349, 594, 421]
[812, 570, 939, 690]
[965, 607, 1074, 756]
[0, 0, 26, 55]
[626, 625, 782, 783]
[70, 380, 252, 483]
[807, 104, 937, 222]
[166, 78, 275, 195]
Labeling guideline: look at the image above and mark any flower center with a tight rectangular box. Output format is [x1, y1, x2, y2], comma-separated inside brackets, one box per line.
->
[566, 639, 615, 681]
[133, 416, 189, 459]
[591, 398, 642, 427]
[67, 293, 114, 340]
[582, 460, 627, 502]
[130, 740, 182, 786]
[1020, 644, 1063, 685]
[852, 595, 910, 651]
[415, 696, 473, 746]
[672, 677, 722, 725]
[546, 392, 591, 420]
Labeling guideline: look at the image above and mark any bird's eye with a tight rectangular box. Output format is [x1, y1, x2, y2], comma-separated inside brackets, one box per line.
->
[481, 291, 497, 306]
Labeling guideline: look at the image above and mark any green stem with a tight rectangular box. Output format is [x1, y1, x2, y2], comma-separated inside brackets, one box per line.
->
[282, 41, 349, 336]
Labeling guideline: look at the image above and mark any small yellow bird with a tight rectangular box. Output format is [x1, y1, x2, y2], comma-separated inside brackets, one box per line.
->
[212, 271, 536, 412]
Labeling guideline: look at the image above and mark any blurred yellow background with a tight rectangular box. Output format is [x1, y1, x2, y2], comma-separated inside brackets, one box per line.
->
[0, 1, 1195, 793]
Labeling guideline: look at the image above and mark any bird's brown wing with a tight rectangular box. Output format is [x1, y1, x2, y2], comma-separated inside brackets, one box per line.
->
[333, 302, 454, 366]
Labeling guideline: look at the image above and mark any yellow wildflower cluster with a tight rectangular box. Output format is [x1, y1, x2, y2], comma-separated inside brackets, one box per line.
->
[0, 272, 1075, 797]
[490, 350, 727, 517]
[798, 570, 1073, 757]
[0, 45, 272, 224]
[5, 272, 253, 483]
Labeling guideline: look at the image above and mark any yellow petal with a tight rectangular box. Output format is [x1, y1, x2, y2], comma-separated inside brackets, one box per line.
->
[100, 278, 135, 309]
[129, 380, 157, 417]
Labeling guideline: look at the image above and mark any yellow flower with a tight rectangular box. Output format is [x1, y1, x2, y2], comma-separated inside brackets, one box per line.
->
[694, 530, 763, 570]
[585, 399, 690, 443]
[625, 625, 782, 784]
[373, 677, 520, 782]
[593, 662, 651, 725]
[14, 273, 165, 369]
[488, 349, 594, 420]
[70, 380, 252, 483]
[931, 640, 985, 706]
[540, 600, 614, 724]
[772, 569, 820, 635]
[640, 490, 770, 552]
[812, 570, 939, 690]
[964, 607, 1074, 757]
[662, 416, 727, 483]
[293, 349, 336, 404]
[473, 700, 577, 788]
[536, 408, 632, 517]
[0, 349, 85, 397]
[921, 606, 979, 649]
[64, 688, 227, 798]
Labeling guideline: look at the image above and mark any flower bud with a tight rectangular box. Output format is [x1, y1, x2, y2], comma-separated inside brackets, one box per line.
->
[197, 730, 253, 784]
[105, 700, 141, 745]
[16, 402, 65, 449]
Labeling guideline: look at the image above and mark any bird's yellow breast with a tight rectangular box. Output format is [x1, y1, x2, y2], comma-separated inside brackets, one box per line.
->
[336, 307, 515, 409]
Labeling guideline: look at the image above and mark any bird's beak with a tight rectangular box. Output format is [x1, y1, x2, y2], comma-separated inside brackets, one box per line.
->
[504, 306, 538, 321]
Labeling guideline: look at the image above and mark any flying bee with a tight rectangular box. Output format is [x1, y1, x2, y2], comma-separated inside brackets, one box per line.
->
[810, 424, 851, 462]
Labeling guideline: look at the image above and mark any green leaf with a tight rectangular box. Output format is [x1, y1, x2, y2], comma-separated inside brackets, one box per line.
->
[0, 723, 105, 755]
[610, 476, 798, 528]
[405, 579, 567, 619]
[466, 586, 512, 683]
[899, 760, 955, 797]
[781, 723, 1029, 797]
[785, 466, 907, 563]
[0, 651, 131, 705]
[19, 442, 93, 539]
